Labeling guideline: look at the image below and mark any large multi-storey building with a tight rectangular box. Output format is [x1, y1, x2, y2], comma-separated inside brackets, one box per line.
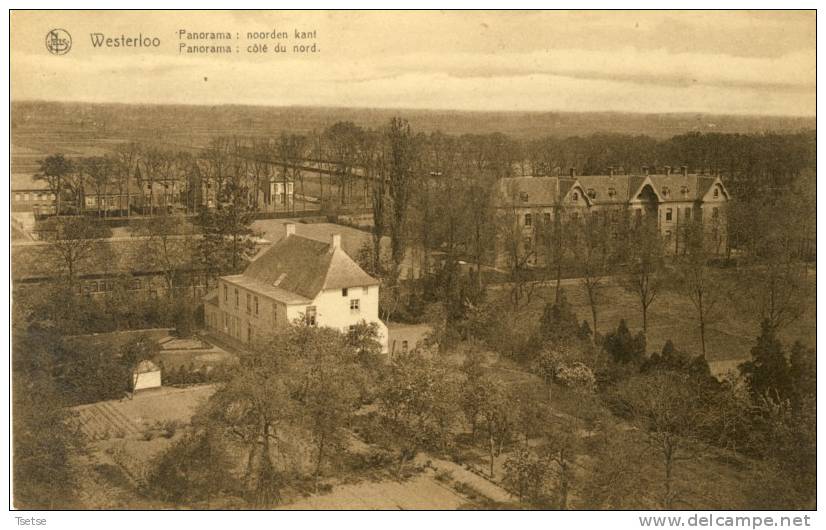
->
[204, 223, 388, 351]
[495, 167, 730, 265]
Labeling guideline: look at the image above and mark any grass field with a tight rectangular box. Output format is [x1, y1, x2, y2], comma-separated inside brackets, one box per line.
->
[493, 271, 816, 370]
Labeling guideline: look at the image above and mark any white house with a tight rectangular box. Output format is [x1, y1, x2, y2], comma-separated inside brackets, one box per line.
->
[204, 223, 388, 352]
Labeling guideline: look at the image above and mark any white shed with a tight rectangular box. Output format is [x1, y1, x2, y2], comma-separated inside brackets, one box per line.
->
[132, 360, 162, 391]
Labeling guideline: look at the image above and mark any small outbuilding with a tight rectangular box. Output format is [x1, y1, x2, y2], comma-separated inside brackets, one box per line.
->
[132, 360, 162, 391]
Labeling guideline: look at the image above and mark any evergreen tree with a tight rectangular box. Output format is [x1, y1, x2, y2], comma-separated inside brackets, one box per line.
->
[739, 320, 792, 401]
[603, 319, 646, 364]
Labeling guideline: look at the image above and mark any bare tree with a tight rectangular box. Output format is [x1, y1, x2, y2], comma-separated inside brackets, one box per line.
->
[34, 154, 73, 216]
[621, 219, 664, 334]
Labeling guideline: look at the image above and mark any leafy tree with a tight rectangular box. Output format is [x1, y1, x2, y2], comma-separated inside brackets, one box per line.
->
[503, 447, 549, 505]
[39, 216, 112, 288]
[34, 154, 74, 215]
[376, 350, 459, 476]
[476, 376, 514, 478]
[612, 371, 705, 509]
[12, 328, 83, 508]
[145, 428, 236, 507]
[386, 117, 417, 283]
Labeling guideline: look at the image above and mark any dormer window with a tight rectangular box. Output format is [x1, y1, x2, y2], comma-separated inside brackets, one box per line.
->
[714, 188, 719, 198]
[661, 186, 671, 197]
[608, 187, 616, 198]
[519, 192, 529, 203]
[572, 192, 579, 201]
[587, 189, 597, 199]
[681, 186, 689, 196]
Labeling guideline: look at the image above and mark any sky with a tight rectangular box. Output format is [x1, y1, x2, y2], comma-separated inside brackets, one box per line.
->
[10, 10, 816, 116]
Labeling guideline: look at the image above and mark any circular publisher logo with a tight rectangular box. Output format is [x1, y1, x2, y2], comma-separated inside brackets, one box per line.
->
[45, 29, 72, 55]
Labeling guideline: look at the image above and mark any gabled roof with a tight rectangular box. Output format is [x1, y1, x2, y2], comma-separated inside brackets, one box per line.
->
[496, 177, 560, 206]
[238, 233, 379, 301]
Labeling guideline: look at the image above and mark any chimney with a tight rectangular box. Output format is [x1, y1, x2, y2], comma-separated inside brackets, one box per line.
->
[681, 165, 688, 177]
[607, 166, 615, 177]
[285, 223, 295, 237]
[569, 167, 576, 178]
[664, 165, 671, 175]
[330, 233, 341, 250]
[642, 165, 649, 176]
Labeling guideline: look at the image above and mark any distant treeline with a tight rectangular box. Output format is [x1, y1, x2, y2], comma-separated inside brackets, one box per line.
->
[11, 100, 815, 141]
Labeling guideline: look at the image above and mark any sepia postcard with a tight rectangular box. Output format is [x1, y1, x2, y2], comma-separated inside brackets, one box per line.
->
[8, 8, 817, 519]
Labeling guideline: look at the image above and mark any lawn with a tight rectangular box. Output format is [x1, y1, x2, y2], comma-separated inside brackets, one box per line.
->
[493, 270, 816, 371]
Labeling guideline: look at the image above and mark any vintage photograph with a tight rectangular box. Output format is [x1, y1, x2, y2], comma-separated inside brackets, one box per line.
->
[9, 10, 816, 511]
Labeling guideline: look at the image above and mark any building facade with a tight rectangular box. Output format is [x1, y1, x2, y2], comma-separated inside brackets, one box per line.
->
[495, 167, 730, 266]
[204, 223, 388, 351]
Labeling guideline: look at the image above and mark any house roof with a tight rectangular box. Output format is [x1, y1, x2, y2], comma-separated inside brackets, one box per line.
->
[135, 360, 160, 373]
[497, 177, 561, 206]
[238, 233, 379, 301]
[497, 173, 727, 206]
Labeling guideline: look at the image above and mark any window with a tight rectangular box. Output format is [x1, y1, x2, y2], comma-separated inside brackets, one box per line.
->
[342, 288, 348, 297]
[524, 213, 532, 227]
[234, 288, 239, 308]
[571, 212, 579, 222]
[685, 208, 692, 220]
[610, 210, 618, 224]
[661, 186, 671, 197]
[608, 187, 617, 198]
[247, 323, 253, 343]
[223, 312, 229, 332]
[273, 304, 279, 323]
[519, 192, 529, 203]
[543, 212, 551, 224]
[305, 306, 317, 326]
[665, 208, 673, 221]
[402, 340, 409, 353]
[665, 230, 672, 241]
[350, 299, 360, 311]
[712, 207, 719, 219]
[131, 278, 142, 291]
[713, 188, 719, 198]
[246, 293, 251, 314]
[587, 189, 597, 199]
[14, 193, 21, 201]
[254, 296, 259, 316]
[223, 284, 228, 302]
[681, 185, 689, 196]
[572, 192, 579, 201]
[363, 287, 369, 294]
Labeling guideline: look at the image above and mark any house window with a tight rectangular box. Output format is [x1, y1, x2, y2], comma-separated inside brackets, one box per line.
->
[14, 193, 21, 201]
[246, 293, 251, 314]
[350, 299, 360, 311]
[223, 284, 228, 302]
[608, 187, 616, 198]
[587, 189, 597, 199]
[685, 208, 692, 220]
[662, 187, 671, 197]
[363, 287, 369, 294]
[402, 340, 409, 353]
[524, 213, 532, 227]
[572, 192, 579, 201]
[681, 186, 689, 196]
[223, 312, 229, 332]
[519, 192, 529, 203]
[247, 323, 253, 343]
[543, 212, 551, 224]
[713, 188, 719, 198]
[665, 230, 673, 241]
[342, 288, 348, 297]
[571, 212, 579, 222]
[234, 288, 239, 308]
[712, 207, 719, 219]
[254, 296, 259, 316]
[665, 208, 673, 221]
[305, 306, 317, 326]
[273, 304, 279, 323]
